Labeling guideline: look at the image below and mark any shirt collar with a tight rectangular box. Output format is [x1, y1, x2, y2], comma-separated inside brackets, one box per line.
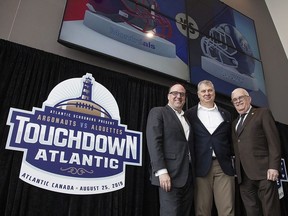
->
[240, 106, 252, 116]
[197, 103, 218, 111]
[168, 104, 184, 115]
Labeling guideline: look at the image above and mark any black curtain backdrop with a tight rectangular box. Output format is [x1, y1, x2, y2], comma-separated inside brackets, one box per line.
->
[0, 39, 287, 216]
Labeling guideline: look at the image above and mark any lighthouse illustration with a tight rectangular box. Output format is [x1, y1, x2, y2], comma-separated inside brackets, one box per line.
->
[5, 73, 142, 195]
[54, 75, 112, 118]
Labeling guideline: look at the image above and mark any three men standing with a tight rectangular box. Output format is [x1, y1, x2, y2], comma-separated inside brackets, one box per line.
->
[146, 82, 281, 216]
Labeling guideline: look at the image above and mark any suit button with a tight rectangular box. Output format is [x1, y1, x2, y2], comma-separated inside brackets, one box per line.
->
[238, 139, 240, 143]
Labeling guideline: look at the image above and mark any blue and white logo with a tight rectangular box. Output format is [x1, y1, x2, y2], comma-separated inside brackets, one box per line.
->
[6, 73, 142, 194]
[277, 158, 288, 199]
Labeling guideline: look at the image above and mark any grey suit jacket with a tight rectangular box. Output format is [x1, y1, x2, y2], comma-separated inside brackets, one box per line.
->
[146, 105, 194, 187]
[232, 107, 281, 183]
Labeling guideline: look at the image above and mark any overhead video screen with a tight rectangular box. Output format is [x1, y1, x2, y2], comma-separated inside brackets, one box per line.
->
[187, 0, 267, 107]
[58, 0, 190, 81]
[58, 0, 268, 107]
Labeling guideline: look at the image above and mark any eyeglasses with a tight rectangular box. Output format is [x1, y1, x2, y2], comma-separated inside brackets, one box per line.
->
[169, 91, 186, 97]
[231, 95, 248, 104]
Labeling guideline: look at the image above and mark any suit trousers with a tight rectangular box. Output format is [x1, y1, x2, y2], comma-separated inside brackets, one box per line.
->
[240, 170, 281, 216]
[195, 159, 235, 216]
[158, 167, 194, 216]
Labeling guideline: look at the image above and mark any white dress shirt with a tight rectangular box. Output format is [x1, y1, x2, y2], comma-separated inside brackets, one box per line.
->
[197, 103, 223, 157]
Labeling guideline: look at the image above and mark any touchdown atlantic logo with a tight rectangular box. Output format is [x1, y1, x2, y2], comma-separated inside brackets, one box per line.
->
[5, 73, 142, 195]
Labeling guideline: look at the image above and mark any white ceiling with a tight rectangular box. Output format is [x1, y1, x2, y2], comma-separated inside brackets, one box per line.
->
[265, 0, 288, 59]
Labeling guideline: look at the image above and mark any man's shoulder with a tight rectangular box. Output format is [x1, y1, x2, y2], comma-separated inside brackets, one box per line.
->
[217, 105, 229, 113]
[185, 105, 197, 113]
[150, 105, 168, 112]
[253, 107, 269, 111]
[251, 107, 271, 115]
[149, 105, 172, 116]
[217, 106, 231, 117]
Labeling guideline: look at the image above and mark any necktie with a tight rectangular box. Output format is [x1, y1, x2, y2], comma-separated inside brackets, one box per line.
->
[236, 113, 246, 135]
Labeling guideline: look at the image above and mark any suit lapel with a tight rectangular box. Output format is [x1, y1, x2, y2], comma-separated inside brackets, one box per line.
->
[218, 107, 228, 122]
[165, 105, 186, 136]
[190, 107, 210, 133]
[237, 108, 255, 136]
[242, 108, 255, 128]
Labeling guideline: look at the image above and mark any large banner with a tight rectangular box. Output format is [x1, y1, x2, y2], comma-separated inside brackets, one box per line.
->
[6, 73, 142, 195]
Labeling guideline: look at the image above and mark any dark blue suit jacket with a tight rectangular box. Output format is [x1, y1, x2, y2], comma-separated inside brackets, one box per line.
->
[185, 105, 234, 177]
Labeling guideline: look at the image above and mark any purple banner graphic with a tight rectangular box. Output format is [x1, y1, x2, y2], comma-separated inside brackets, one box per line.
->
[6, 73, 142, 194]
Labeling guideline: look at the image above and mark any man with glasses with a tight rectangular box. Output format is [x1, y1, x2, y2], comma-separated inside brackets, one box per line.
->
[146, 83, 194, 216]
[185, 80, 235, 216]
[231, 88, 281, 216]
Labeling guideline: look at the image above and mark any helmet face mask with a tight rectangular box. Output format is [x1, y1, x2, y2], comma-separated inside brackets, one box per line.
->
[201, 23, 255, 76]
[87, 0, 172, 38]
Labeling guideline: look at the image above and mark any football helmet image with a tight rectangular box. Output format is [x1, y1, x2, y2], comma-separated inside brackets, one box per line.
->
[200, 23, 258, 90]
[201, 23, 255, 76]
[86, 0, 172, 39]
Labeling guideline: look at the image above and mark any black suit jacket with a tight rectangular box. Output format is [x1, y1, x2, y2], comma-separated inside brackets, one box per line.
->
[146, 105, 194, 187]
[232, 107, 281, 183]
[185, 105, 234, 177]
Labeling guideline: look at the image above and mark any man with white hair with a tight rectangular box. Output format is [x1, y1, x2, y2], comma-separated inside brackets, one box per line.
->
[231, 88, 281, 216]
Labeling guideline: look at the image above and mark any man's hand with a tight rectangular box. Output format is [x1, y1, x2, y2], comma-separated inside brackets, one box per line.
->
[267, 169, 279, 181]
[159, 173, 171, 192]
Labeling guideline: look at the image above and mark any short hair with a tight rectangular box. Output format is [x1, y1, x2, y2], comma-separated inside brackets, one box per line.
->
[231, 88, 249, 98]
[168, 83, 186, 93]
[197, 80, 214, 92]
